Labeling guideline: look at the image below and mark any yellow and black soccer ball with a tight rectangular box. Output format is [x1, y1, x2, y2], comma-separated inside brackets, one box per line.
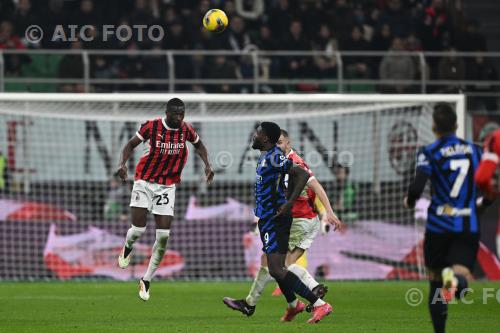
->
[203, 9, 229, 33]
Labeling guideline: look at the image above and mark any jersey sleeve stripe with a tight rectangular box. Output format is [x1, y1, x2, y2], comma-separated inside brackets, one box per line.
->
[482, 152, 499, 163]
[135, 131, 145, 141]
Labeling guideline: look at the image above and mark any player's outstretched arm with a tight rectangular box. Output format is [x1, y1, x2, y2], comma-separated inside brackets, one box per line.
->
[116, 136, 142, 182]
[193, 140, 214, 184]
[309, 178, 342, 231]
[275, 164, 309, 217]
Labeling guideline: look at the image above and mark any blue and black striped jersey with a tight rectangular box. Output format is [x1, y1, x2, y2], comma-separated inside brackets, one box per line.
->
[416, 134, 482, 233]
[254, 146, 293, 219]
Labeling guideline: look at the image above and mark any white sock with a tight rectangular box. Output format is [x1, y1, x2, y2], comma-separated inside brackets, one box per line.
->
[125, 225, 146, 249]
[288, 299, 298, 308]
[288, 264, 319, 290]
[313, 299, 326, 307]
[245, 266, 272, 306]
[143, 229, 170, 281]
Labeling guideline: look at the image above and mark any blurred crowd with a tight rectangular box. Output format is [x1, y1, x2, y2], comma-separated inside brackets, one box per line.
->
[0, 0, 497, 107]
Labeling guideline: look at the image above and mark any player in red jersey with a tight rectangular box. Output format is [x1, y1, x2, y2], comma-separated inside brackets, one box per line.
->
[116, 98, 214, 301]
[223, 129, 341, 321]
[475, 128, 500, 198]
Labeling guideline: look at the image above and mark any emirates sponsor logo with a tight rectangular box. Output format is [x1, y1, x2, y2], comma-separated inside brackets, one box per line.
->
[156, 141, 184, 154]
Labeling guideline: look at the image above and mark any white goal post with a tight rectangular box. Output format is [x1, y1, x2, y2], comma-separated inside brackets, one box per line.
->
[0, 93, 466, 281]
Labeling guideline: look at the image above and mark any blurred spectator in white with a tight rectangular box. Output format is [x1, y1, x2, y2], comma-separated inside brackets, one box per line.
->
[235, 0, 264, 20]
[379, 37, 415, 93]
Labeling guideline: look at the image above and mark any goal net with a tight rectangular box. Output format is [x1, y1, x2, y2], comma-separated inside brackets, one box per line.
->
[0, 93, 465, 281]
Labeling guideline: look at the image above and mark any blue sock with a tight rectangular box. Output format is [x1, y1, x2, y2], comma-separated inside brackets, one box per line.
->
[281, 271, 319, 304]
[454, 274, 468, 299]
[275, 279, 297, 303]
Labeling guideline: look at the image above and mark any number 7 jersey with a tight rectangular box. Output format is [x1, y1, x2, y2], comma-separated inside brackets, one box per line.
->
[416, 134, 482, 233]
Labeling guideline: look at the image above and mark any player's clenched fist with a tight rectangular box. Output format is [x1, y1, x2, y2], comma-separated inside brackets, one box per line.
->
[116, 164, 128, 182]
[205, 166, 215, 185]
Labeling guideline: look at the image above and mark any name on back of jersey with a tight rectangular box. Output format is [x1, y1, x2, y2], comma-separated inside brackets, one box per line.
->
[440, 144, 473, 157]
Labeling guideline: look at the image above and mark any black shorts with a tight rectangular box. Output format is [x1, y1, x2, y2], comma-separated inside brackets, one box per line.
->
[257, 214, 292, 254]
[424, 231, 479, 272]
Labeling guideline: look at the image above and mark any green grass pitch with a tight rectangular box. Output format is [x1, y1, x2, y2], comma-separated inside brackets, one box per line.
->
[1, 281, 499, 332]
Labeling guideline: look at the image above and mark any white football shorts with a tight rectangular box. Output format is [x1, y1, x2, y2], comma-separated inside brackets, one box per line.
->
[129, 180, 176, 216]
[288, 216, 320, 251]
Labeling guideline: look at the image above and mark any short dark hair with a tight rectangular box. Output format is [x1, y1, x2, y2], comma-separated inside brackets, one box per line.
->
[166, 98, 185, 113]
[261, 122, 281, 144]
[280, 129, 289, 138]
[433, 103, 456, 134]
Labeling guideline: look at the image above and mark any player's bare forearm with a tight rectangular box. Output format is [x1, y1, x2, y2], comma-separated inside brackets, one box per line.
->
[193, 140, 214, 184]
[287, 165, 309, 204]
[310, 178, 342, 230]
[117, 136, 141, 181]
[309, 178, 334, 215]
[193, 140, 211, 168]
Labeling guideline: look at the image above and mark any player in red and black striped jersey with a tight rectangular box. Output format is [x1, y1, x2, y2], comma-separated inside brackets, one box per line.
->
[116, 98, 214, 301]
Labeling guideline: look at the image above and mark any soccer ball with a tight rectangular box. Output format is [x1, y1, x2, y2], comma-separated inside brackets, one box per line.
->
[203, 9, 229, 33]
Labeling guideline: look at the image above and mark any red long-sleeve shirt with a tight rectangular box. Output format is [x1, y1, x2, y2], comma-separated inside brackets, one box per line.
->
[475, 129, 500, 197]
